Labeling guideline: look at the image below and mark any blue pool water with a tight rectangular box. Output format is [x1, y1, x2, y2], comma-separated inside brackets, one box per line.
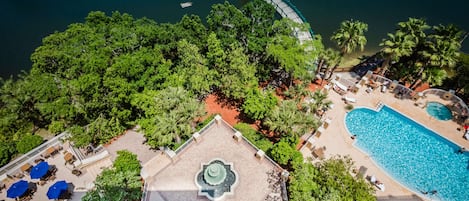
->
[426, 102, 453, 121]
[345, 106, 469, 201]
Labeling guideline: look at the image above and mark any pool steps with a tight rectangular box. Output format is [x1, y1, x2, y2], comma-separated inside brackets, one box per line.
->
[376, 102, 384, 111]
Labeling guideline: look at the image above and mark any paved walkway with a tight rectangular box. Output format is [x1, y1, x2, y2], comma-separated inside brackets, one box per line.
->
[301, 76, 469, 201]
[105, 130, 159, 164]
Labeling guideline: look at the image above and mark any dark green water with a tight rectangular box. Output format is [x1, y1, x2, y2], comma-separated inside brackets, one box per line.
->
[1, 0, 468, 78]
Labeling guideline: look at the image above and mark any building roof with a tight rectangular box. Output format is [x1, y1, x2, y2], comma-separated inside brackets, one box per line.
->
[141, 116, 285, 201]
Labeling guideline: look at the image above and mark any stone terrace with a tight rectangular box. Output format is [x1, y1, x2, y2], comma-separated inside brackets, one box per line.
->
[142, 118, 284, 201]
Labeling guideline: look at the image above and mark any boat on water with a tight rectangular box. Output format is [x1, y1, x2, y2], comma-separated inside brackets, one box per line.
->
[180, 2, 192, 8]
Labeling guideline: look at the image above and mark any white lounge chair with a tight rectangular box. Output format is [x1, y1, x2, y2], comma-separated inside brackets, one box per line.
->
[381, 85, 387, 93]
[376, 183, 385, 191]
[343, 96, 357, 103]
[464, 131, 469, 140]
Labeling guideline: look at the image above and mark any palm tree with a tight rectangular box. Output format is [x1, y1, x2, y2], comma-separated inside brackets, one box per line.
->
[324, 48, 342, 80]
[309, 91, 332, 115]
[283, 82, 311, 103]
[421, 67, 447, 87]
[409, 24, 462, 89]
[264, 100, 318, 138]
[302, 91, 332, 118]
[396, 18, 430, 45]
[379, 31, 416, 76]
[330, 19, 368, 56]
[135, 87, 205, 148]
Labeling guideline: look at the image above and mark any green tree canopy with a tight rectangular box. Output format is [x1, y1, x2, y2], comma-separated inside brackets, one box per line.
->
[331, 19, 368, 55]
[218, 44, 258, 100]
[171, 39, 216, 97]
[289, 156, 375, 201]
[207, 1, 250, 48]
[83, 150, 142, 201]
[241, 88, 278, 120]
[16, 134, 43, 154]
[264, 100, 319, 138]
[269, 138, 302, 167]
[113, 150, 141, 173]
[131, 87, 205, 148]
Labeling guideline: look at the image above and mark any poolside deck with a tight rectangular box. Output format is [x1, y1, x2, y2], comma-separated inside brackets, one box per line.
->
[301, 76, 469, 201]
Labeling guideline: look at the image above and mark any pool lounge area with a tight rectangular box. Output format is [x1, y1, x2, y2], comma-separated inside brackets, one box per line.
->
[300, 72, 469, 201]
[346, 105, 469, 201]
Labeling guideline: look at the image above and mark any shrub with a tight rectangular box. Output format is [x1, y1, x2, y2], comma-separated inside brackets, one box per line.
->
[234, 123, 273, 151]
[345, 104, 354, 110]
[0, 143, 13, 167]
[16, 134, 43, 154]
[48, 120, 66, 134]
[114, 150, 141, 173]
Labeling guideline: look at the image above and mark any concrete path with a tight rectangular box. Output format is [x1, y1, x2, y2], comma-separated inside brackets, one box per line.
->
[105, 130, 160, 164]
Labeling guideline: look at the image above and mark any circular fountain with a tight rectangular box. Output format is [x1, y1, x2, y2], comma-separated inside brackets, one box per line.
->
[196, 159, 237, 200]
[204, 163, 227, 186]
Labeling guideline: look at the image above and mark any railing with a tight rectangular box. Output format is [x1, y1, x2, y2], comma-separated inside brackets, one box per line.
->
[217, 117, 289, 201]
[263, 0, 314, 42]
[371, 74, 469, 118]
[173, 120, 216, 155]
[0, 132, 66, 177]
[77, 149, 110, 168]
[422, 88, 469, 115]
[141, 180, 150, 201]
[283, 0, 314, 36]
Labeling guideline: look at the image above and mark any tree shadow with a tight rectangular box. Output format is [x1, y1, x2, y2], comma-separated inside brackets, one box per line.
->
[212, 90, 242, 110]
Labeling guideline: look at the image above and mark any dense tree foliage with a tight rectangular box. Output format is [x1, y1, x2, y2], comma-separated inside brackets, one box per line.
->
[381, 18, 464, 89]
[267, 18, 319, 86]
[264, 100, 319, 138]
[0, 2, 380, 200]
[219, 44, 258, 100]
[83, 150, 142, 201]
[0, 144, 12, 167]
[443, 53, 469, 97]
[171, 39, 216, 98]
[289, 156, 375, 201]
[207, 1, 250, 48]
[16, 134, 43, 154]
[1, 1, 318, 164]
[241, 0, 276, 61]
[241, 88, 278, 120]
[131, 87, 205, 149]
[269, 137, 303, 167]
[331, 19, 368, 56]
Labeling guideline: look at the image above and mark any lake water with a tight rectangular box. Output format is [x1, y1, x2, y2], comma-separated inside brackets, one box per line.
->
[1, 0, 468, 78]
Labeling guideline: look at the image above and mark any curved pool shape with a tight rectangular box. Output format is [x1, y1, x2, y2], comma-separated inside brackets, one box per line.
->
[345, 106, 469, 201]
[426, 102, 453, 121]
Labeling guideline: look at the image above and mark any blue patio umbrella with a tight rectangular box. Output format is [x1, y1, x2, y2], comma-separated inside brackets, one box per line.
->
[7, 180, 29, 198]
[47, 180, 68, 199]
[30, 161, 49, 179]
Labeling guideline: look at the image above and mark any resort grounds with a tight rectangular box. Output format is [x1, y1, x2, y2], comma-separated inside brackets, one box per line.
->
[300, 72, 469, 201]
[2, 72, 468, 201]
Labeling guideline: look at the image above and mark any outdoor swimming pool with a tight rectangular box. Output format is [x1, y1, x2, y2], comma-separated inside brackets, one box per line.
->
[345, 106, 469, 201]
